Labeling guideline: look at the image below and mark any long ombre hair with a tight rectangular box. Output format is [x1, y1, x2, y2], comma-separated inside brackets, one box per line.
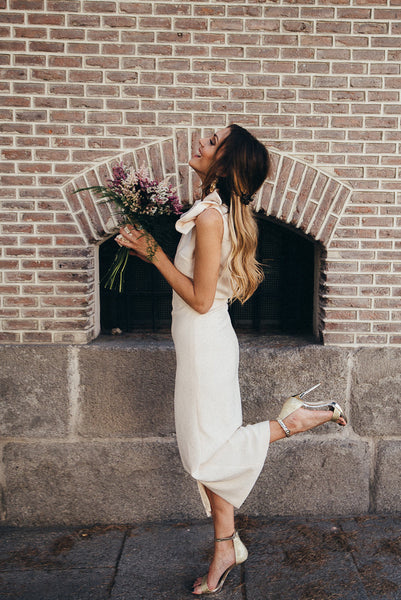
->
[202, 124, 270, 304]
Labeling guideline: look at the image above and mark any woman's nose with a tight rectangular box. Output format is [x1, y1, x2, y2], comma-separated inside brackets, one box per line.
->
[199, 137, 206, 146]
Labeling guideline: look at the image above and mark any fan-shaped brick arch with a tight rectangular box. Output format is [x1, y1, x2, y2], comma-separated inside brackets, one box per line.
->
[64, 129, 351, 248]
[62, 129, 352, 342]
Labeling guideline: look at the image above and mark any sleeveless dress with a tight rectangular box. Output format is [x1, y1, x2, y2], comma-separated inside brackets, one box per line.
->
[171, 190, 270, 516]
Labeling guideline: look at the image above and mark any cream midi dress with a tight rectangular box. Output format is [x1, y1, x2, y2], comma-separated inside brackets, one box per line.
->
[171, 191, 270, 516]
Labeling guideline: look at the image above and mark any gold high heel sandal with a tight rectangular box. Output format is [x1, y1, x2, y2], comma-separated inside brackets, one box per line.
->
[276, 383, 347, 437]
[194, 530, 248, 595]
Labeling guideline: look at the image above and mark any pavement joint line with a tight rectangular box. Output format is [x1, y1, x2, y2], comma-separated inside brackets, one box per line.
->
[107, 526, 130, 599]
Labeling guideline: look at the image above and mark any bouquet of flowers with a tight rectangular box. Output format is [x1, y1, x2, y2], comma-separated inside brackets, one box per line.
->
[76, 163, 183, 292]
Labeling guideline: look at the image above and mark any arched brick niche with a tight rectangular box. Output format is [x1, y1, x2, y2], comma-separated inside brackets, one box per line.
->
[63, 129, 352, 342]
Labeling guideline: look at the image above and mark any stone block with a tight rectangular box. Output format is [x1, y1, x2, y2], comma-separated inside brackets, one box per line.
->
[351, 348, 401, 436]
[0, 346, 69, 437]
[374, 441, 401, 513]
[239, 342, 350, 432]
[242, 438, 371, 517]
[78, 340, 176, 437]
[3, 440, 204, 526]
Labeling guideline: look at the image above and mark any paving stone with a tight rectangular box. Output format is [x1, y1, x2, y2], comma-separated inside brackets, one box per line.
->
[0, 516, 400, 600]
[0, 526, 126, 570]
[242, 517, 369, 600]
[351, 347, 401, 436]
[340, 516, 401, 600]
[0, 568, 114, 600]
[111, 521, 244, 600]
[0, 346, 69, 437]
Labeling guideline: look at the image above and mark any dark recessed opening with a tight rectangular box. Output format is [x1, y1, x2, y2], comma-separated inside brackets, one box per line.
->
[99, 217, 316, 335]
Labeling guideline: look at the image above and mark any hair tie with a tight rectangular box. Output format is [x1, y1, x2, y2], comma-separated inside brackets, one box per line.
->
[240, 193, 252, 205]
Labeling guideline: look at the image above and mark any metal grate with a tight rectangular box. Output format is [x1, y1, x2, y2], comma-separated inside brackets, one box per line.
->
[99, 217, 315, 334]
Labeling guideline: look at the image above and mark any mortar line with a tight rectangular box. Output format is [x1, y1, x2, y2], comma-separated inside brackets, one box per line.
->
[368, 439, 378, 514]
[67, 345, 81, 439]
[345, 349, 355, 423]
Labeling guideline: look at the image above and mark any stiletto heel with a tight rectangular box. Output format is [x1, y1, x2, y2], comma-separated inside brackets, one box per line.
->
[194, 530, 248, 595]
[276, 383, 347, 438]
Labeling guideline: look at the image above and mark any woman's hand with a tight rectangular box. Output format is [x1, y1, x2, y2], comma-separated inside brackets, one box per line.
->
[115, 224, 157, 263]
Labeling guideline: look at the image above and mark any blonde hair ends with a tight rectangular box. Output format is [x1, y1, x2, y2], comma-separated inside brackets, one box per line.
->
[228, 194, 264, 304]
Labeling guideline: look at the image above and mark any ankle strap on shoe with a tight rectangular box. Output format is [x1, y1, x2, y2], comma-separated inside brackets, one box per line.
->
[215, 531, 236, 542]
[277, 418, 291, 437]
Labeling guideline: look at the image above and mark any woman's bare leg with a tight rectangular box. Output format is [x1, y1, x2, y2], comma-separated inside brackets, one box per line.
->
[192, 489, 236, 595]
[192, 407, 346, 594]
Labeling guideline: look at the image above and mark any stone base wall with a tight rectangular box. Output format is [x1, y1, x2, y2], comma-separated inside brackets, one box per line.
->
[1, 338, 400, 526]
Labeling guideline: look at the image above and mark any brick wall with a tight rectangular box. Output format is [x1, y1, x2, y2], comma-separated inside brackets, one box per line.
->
[1, 0, 401, 346]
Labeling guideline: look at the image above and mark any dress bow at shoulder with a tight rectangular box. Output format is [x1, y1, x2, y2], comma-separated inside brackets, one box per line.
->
[175, 190, 227, 235]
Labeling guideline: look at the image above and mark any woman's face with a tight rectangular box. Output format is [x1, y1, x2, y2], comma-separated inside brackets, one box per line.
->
[189, 127, 230, 181]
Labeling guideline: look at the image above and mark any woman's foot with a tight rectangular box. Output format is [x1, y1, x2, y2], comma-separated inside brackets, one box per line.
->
[192, 539, 235, 595]
[284, 406, 347, 434]
[270, 406, 346, 443]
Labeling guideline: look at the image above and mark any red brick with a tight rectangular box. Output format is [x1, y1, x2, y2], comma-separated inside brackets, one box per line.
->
[325, 322, 370, 332]
[0, 68, 27, 80]
[0, 13, 24, 24]
[122, 57, 155, 70]
[50, 110, 85, 122]
[104, 15, 136, 27]
[372, 36, 401, 48]
[67, 42, 100, 54]
[120, 2, 152, 14]
[14, 27, 47, 38]
[29, 41, 65, 53]
[299, 35, 333, 47]
[5, 272, 34, 283]
[11, 0, 43, 7]
[0, 332, 20, 342]
[0, 309, 19, 317]
[140, 16, 172, 29]
[227, 34, 261, 46]
[0, 41, 26, 52]
[86, 57, 119, 69]
[243, 18, 279, 32]
[23, 332, 53, 342]
[212, 74, 244, 86]
[316, 21, 351, 33]
[0, 175, 34, 185]
[4, 296, 38, 307]
[14, 82, 45, 94]
[15, 55, 46, 67]
[83, 1, 116, 12]
[156, 2, 190, 15]
[29, 14, 65, 25]
[88, 30, 118, 42]
[42, 319, 90, 331]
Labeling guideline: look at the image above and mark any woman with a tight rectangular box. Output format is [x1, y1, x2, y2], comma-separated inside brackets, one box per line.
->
[117, 124, 347, 596]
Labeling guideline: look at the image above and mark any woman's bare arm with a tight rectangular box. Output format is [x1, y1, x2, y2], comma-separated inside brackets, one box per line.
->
[118, 207, 224, 314]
